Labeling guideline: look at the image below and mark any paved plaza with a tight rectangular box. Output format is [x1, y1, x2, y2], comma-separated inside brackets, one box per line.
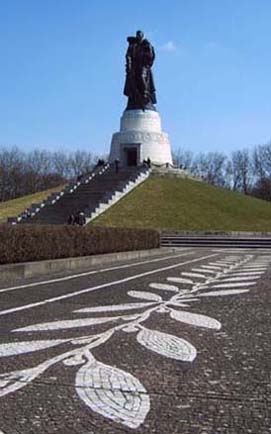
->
[0, 248, 270, 433]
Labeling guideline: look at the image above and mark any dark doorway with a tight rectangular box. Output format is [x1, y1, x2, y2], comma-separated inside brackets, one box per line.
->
[126, 148, 137, 166]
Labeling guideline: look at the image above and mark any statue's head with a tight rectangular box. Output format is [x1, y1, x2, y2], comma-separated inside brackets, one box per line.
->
[136, 30, 144, 42]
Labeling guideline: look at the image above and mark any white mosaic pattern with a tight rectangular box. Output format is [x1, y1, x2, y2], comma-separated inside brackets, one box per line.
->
[212, 282, 256, 288]
[76, 351, 150, 429]
[0, 339, 68, 357]
[137, 327, 197, 362]
[170, 309, 221, 330]
[75, 302, 154, 313]
[149, 282, 179, 292]
[220, 276, 263, 282]
[15, 316, 120, 332]
[0, 253, 270, 429]
[128, 291, 162, 301]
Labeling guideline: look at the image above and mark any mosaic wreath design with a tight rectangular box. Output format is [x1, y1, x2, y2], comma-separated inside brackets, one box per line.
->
[0, 254, 270, 429]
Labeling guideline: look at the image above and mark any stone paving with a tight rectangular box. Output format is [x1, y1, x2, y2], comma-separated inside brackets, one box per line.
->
[0, 248, 270, 433]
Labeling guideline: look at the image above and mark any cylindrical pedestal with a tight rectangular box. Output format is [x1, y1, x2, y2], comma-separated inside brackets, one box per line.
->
[109, 109, 173, 166]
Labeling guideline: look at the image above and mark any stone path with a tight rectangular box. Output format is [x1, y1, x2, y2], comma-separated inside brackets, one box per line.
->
[0, 248, 270, 433]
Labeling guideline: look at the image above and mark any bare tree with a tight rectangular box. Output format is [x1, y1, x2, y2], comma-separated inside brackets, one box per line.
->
[251, 178, 271, 201]
[53, 151, 71, 179]
[172, 148, 194, 170]
[253, 145, 265, 181]
[223, 159, 234, 190]
[68, 151, 95, 178]
[231, 149, 252, 194]
[253, 142, 271, 180]
[191, 152, 228, 187]
[0, 147, 25, 200]
[0, 147, 66, 201]
[24, 150, 53, 192]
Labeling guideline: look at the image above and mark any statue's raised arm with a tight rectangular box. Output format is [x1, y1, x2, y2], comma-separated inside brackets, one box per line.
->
[124, 30, 157, 111]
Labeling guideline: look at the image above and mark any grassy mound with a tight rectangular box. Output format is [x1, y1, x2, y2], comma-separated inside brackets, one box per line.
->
[0, 185, 66, 223]
[93, 177, 271, 232]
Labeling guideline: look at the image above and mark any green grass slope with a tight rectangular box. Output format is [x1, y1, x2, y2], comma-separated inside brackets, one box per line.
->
[0, 185, 66, 223]
[93, 177, 271, 232]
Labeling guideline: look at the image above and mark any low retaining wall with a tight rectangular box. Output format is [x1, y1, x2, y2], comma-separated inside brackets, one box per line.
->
[0, 247, 176, 283]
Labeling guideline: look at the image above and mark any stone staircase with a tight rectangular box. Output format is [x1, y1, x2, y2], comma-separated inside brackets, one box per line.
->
[11, 164, 150, 225]
[161, 232, 271, 249]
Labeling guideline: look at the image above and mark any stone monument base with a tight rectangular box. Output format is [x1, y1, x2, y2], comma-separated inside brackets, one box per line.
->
[109, 109, 173, 166]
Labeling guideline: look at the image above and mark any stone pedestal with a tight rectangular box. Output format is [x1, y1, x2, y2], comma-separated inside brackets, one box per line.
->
[109, 109, 173, 166]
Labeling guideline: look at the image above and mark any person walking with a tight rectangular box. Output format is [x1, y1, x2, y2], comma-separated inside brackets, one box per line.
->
[115, 158, 120, 173]
[78, 212, 86, 226]
[67, 213, 75, 225]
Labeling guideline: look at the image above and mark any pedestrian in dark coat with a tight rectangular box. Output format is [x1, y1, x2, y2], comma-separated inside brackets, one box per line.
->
[67, 214, 75, 225]
[78, 212, 86, 226]
[115, 158, 120, 173]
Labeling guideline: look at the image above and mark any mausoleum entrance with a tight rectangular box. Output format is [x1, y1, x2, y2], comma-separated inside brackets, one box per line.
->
[122, 143, 141, 167]
[126, 148, 137, 166]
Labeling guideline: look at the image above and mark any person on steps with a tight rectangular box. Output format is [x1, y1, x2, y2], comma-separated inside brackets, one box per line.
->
[115, 158, 120, 173]
[67, 214, 75, 225]
[76, 212, 86, 226]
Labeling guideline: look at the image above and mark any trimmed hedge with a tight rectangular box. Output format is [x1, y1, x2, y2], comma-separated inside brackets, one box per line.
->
[0, 224, 160, 265]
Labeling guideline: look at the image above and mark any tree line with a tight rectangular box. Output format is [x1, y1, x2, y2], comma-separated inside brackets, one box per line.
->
[1, 142, 271, 203]
[0, 147, 103, 202]
[172, 141, 271, 201]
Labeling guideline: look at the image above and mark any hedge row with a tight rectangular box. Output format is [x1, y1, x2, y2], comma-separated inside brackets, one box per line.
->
[0, 224, 160, 265]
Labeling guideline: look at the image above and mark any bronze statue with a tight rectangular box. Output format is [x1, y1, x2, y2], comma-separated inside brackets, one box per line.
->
[124, 30, 157, 110]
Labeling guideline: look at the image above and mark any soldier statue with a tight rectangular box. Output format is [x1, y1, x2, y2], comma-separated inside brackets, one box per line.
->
[124, 30, 157, 110]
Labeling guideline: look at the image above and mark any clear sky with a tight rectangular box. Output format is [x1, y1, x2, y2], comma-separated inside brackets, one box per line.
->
[0, 0, 271, 155]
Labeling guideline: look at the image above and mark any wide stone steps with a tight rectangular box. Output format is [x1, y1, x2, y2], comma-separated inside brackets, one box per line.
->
[161, 233, 271, 249]
[17, 165, 149, 225]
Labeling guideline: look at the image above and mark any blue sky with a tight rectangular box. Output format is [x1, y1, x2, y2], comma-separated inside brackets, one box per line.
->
[0, 0, 271, 155]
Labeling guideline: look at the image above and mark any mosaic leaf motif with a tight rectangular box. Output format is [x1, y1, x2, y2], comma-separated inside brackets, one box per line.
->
[76, 353, 150, 429]
[219, 276, 262, 282]
[149, 283, 179, 292]
[199, 289, 250, 297]
[167, 277, 193, 284]
[0, 339, 68, 357]
[170, 309, 221, 330]
[74, 303, 154, 313]
[169, 299, 198, 306]
[136, 327, 197, 362]
[128, 291, 162, 301]
[0, 364, 49, 397]
[228, 272, 263, 277]
[242, 266, 267, 269]
[211, 281, 256, 288]
[14, 316, 121, 332]
[0, 253, 270, 430]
